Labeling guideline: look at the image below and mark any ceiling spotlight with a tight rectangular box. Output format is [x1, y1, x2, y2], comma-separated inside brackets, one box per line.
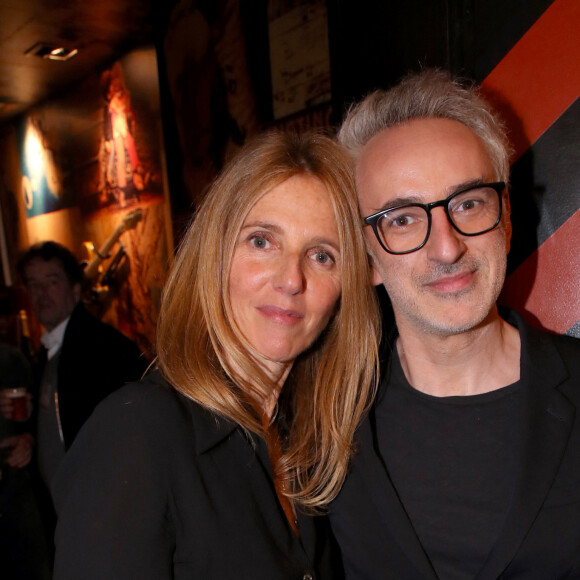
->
[25, 43, 79, 61]
[47, 47, 78, 61]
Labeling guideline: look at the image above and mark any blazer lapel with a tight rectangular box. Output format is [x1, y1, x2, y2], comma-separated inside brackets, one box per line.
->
[356, 407, 439, 579]
[476, 320, 575, 580]
[249, 433, 315, 562]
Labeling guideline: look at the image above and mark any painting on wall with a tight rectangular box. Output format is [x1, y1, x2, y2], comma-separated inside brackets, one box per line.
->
[158, 0, 334, 224]
[18, 115, 74, 218]
[87, 57, 166, 215]
[19, 48, 172, 358]
[268, 0, 331, 120]
[160, 0, 261, 215]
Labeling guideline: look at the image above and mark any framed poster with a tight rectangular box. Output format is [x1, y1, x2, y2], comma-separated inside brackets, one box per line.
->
[268, 0, 331, 120]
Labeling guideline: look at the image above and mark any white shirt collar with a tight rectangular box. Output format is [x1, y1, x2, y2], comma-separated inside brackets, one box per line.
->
[40, 316, 71, 359]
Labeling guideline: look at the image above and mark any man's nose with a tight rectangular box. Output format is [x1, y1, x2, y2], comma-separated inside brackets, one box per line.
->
[28, 281, 48, 296]
[273, 255, 305, 295]
[425, 208, 466, 264]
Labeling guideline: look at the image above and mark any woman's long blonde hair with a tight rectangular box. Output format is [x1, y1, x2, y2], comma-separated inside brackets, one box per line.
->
[156, 131, 380, 509]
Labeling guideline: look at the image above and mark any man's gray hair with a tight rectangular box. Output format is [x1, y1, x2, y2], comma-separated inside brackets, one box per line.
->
[337, 69, 512, 184]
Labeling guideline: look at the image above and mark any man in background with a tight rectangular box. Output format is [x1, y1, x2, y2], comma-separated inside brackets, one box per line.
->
[14, 241, 147, 529]
[0, 303, 52, 578]
[330, 69, 580, 578]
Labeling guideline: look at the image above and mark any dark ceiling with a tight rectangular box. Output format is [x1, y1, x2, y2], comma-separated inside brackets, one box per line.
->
[0, 0, 153, 125]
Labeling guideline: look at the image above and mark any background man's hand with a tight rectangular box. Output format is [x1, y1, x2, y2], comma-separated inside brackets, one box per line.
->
[0, 433, 34, 468]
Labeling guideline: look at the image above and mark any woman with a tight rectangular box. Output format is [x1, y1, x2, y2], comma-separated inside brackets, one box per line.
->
[52, 131, 380, 579]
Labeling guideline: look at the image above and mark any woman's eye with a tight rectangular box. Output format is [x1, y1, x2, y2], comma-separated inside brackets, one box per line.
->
[249, 235, 269, 249]
[312, 250, 335, 265]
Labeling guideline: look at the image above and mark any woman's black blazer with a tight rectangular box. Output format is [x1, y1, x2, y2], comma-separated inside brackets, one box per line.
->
[52, 371, 342, 579]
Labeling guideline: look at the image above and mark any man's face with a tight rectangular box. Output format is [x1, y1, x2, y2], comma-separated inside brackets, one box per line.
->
[357, 118, 511, 338]
[23, 258, 81, 331]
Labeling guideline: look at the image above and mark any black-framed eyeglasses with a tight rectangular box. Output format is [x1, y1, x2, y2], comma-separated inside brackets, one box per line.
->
[364, 181, 505, 255]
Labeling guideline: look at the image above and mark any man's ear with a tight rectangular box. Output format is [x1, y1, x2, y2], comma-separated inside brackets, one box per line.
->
[368, 254, 384, 286]
[372, 266, 383, 286]
[72, 282, 82, 304]
[503, 191, 512, 254]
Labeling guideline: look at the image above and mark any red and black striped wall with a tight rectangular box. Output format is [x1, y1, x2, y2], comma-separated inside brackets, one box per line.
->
[482, 0, 580, 337]
[331, 0, 579, 337]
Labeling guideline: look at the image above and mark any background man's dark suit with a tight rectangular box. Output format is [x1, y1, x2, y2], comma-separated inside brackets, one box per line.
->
[42, 302, 147, 450]
[32, 302, 147, 551]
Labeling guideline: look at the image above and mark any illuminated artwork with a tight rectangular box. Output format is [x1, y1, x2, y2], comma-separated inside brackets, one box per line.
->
[100, 62, 149, 208]
[19, 117, 71, 217]
[19, 50, 171, 358]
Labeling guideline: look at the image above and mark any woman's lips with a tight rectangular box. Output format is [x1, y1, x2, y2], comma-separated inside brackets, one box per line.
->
[256, 305, 304, 325]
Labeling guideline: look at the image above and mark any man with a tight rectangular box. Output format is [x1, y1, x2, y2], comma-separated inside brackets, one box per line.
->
[330, 69, 580, 578]
[0, 344, 52, 579]
[16, 241, 147, 495]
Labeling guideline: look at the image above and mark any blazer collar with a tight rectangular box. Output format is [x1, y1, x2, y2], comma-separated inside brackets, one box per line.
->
[182, 386, 319, 564]
[350, 331, 439, 576]
[475, 313, 575, 579]
[342, 334, 439, 578]
[144, 371, 240, 455]
[144, 371, 316, 563]
[360, 312, 575, 580]
[187, 399, 240, 456]
[360, 405, 439, 579]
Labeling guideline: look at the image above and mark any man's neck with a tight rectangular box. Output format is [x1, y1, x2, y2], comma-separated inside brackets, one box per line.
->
[395, 309, 521, 397]
[41, 316, 71, 360]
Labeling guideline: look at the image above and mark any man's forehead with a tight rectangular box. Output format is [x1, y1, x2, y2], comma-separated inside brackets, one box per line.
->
[25, 257, 67, 279]
[355, 118, 492, 209]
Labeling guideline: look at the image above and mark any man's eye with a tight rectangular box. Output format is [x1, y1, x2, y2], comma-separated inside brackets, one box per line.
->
[387, 213, 418, 228]
[455, 198, 480, 212]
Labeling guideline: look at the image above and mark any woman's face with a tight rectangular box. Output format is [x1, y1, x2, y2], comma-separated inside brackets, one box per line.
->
[229, 174, 342, 377]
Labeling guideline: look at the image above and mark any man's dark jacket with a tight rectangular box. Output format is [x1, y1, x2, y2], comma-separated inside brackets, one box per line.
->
[40, 303, 147, 450]
[330, 313, 580, 579]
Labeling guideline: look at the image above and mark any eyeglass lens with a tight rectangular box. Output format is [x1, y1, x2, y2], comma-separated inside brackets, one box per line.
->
[376, 185, 501, 254]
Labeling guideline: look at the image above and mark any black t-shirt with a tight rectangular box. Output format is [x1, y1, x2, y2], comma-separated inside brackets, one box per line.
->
[376, 355, 523, 580]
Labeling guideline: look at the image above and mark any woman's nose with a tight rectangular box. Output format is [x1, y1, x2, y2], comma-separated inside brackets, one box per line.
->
[273, 255, 305, 295]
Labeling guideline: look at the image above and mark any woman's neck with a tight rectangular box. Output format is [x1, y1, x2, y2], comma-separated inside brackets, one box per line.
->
[230, 355, 292, 420]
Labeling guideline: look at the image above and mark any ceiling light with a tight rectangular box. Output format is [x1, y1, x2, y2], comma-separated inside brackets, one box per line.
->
[25, 43, 79, 62]
[46, 47, 78, 61]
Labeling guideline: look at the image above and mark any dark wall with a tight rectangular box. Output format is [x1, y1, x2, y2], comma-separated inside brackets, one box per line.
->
[328, 0, 552, 106]
[153, 0, 578, 336]
[327, 0, 578, 337]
